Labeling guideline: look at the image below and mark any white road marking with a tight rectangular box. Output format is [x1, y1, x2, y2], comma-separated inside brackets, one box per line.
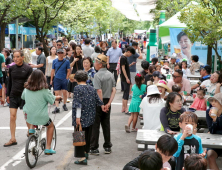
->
[0, 110, 72, 170]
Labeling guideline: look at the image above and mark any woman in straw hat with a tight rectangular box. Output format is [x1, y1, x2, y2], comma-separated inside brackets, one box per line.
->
[139, 85, 165, 130]
[206, 93, 222, 170]
[156, 80, 171, 100]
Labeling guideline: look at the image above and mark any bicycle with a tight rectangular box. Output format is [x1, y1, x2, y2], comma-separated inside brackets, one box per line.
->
[25, 124, 56, 168]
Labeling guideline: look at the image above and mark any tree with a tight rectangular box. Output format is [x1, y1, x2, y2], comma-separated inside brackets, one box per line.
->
[25, 0, 70, 56]
[0, 0, 28, 50]
[178, 0, 222, 65]
[150, 0, 192, 26]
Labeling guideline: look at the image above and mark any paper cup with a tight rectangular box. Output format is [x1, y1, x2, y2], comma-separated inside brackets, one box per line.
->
[186, 124, 193, 134]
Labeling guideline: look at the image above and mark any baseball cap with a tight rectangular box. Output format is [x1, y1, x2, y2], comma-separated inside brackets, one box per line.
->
[96, 54, 107, 64]
[200, 65, 211, 73]
[57, 48, 64, 53]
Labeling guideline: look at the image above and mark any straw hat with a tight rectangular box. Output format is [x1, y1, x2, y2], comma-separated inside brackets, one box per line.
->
[208, 93, 222, 105]
[156, 80, 170, 92]
[96, 54, 107, 64]
[147, 85, 161, 96]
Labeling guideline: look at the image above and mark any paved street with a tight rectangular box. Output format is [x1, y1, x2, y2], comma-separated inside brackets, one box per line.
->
[0, 59, 144, 170]
[1, 56, 222, 170]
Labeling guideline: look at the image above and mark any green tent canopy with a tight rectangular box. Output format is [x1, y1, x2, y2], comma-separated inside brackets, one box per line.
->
[159, 12, 187, 37]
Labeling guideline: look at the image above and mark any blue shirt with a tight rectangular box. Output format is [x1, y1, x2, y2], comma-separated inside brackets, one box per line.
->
[127, 52, 139, 72]
[52, 58, 70, 80]
[173, 133, 204, 170]
[120, 41, 128, 50]
[106, 47, 122, 63]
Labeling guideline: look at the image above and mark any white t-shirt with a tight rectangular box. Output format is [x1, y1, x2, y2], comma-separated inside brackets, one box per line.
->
[82, 45, 94, 58]
[201, 79, 222, 96]
[140, 97, 165, 130]
[182, 68, 191, 79]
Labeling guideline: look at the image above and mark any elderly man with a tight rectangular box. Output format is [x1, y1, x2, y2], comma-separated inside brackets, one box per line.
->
[168, 69, 191, 96]
[169, 54, 177, 70]
[30, 46, 46, 74]
[90, 54, 116, 155]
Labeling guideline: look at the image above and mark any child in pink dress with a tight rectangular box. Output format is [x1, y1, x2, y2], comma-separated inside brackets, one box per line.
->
[190, 88, 207, 111]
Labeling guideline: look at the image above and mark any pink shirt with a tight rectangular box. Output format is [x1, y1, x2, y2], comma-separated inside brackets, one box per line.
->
[167, 78, 191, 93]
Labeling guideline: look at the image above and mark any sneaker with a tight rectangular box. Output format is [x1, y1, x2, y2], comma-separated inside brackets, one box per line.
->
[104, 148, 112, 154]
[67, 99, 70, 103]
[89, 149, 99, 155]
[52, 107, 60, 114]
[63, 104, 68, 111]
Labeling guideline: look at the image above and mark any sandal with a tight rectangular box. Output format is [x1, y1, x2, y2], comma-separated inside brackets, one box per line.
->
[44, 149, 56, 155]
[131, 128, 138, 132]
[125, 124, 130, 133]
[4, 139, 17, 147]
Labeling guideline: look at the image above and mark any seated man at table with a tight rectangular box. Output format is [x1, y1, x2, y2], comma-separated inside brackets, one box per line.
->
[173, 111, 206, 170]
[123, 135, 178, 170]
[191, 65, 211, 90]
[167, 69, 191, 96]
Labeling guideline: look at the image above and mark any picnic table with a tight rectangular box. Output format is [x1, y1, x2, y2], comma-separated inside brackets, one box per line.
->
[187, 75, 201, 79]
[136, 129, 222, 149]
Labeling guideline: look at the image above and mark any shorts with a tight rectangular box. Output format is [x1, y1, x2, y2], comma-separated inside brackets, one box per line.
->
[0, 77, 3, 85]
[130, 72, 137, 85]
[207, 148, 222, 158]
[9, 96, 25, 109]
[44, 118, 52, 126]
[122, 81, 130, 100]
[53, 78, 68, 91]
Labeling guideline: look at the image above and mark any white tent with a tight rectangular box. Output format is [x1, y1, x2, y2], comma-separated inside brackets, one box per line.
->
[111, 0, 156, 21]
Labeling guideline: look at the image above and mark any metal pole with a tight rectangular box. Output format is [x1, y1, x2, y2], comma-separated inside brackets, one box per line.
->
[21, 26, 23, 50]
[16, 19, 18, 50]
[57, 25, 59, 39]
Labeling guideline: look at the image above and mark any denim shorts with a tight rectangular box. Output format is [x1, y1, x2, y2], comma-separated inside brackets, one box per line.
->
[53, 78, 68, 91]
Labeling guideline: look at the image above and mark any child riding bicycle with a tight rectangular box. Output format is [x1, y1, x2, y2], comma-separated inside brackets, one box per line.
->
[22, 70, 62, 155]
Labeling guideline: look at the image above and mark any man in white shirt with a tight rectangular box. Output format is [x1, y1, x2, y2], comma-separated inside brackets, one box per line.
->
[18, 37, 22, 49]
[82, 38, 94, 58]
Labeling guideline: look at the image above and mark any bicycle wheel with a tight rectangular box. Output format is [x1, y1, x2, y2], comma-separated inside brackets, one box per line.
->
[51, 125, 56, 150]
[25, 135, 39, 169]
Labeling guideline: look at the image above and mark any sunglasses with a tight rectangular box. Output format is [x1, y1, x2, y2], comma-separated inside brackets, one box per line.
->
[57, 44, 62, 46]
[58, 52, 63, 54]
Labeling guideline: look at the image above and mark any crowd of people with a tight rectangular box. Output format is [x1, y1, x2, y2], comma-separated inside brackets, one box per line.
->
[0, 36, 222, 169]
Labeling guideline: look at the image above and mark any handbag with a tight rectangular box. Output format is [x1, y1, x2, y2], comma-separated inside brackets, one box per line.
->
[72, 124, 86, 146]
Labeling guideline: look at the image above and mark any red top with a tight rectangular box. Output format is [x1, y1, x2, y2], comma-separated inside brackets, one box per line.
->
[190, 97, 207, 111]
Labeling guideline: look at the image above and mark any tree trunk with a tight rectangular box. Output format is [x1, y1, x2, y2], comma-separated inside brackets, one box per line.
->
[207, 45, 212, 66]
[0, 24, 7, 51]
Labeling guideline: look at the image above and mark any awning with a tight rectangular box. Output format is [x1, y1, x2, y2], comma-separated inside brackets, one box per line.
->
[111, 0, 156, 21]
